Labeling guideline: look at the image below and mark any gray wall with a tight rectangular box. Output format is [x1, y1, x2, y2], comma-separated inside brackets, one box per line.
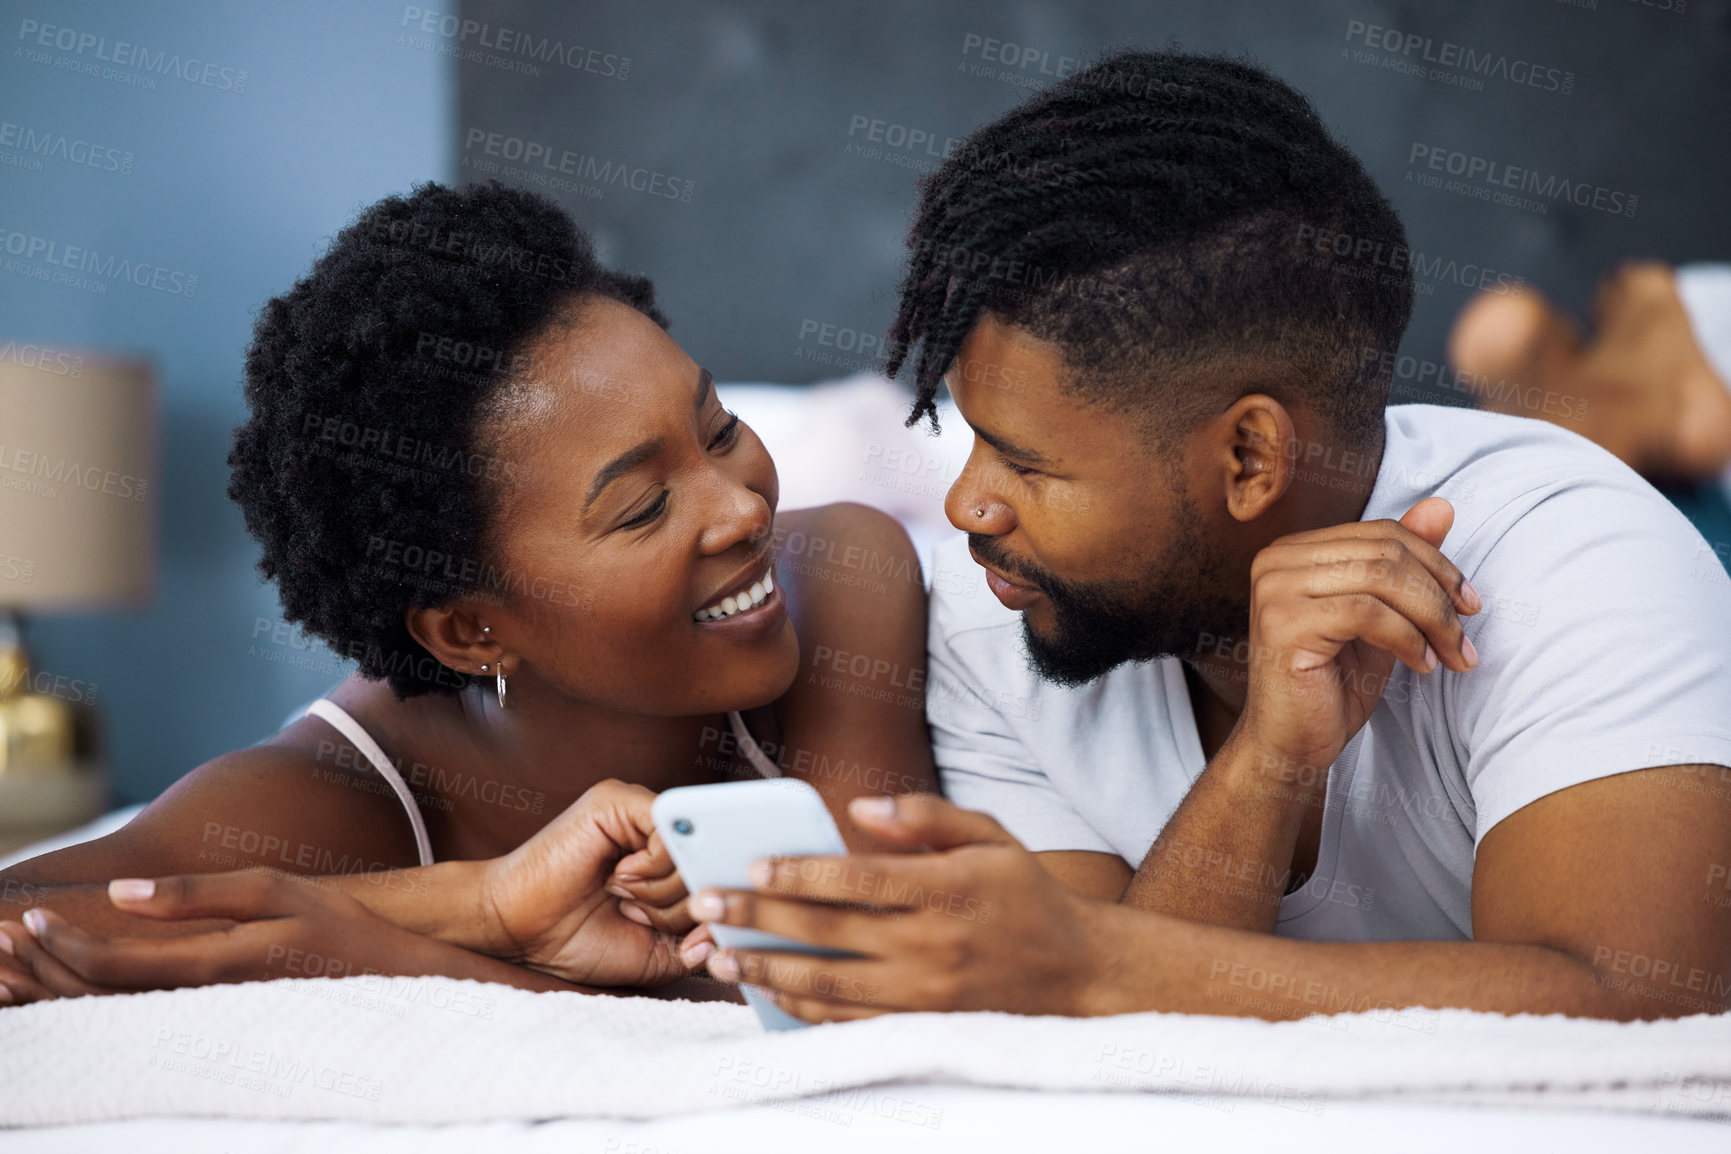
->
[459, 0, 1731, 390]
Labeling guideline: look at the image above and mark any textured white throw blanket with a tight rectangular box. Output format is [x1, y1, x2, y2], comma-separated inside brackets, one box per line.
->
[2, 975, 1729, 1127]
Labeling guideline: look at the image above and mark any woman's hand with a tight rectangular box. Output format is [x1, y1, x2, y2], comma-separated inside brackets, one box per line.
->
[0, 869, 594, 1002]
[474, 778, 695, 987]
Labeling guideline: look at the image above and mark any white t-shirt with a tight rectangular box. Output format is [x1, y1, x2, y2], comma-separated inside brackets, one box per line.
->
[926, 404, 1731, 942]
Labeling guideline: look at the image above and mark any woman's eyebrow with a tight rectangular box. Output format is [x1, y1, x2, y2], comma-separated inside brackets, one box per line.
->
[584, 366, 715, 511]
[585, 437, 664, 510]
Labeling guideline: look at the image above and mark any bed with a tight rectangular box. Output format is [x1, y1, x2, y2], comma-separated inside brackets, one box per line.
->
[4, 378, 1728, 1150]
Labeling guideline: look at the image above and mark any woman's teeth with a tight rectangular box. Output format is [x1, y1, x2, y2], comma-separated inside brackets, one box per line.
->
[694, 570, 774, 622]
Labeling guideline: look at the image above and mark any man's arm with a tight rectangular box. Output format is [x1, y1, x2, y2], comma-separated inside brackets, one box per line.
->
[1119, 498, 1477, 929]
[1088, 762, 1731, 1019]
[1037, 852, 1132, 900]
[690, 778, 1731, 1021]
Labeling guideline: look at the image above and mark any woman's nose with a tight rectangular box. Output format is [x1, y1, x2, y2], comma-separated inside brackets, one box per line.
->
[701, 476, 772, 555]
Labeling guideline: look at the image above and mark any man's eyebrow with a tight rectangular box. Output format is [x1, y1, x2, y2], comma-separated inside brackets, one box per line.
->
[585, 437, 664, 511]
[971, 423, 1052, 465]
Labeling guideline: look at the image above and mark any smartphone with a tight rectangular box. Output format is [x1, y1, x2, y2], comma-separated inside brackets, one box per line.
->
[652, 778, 853, 1031]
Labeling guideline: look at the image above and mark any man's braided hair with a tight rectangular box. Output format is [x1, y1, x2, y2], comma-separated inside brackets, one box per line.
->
[886, 49, 1414, 449]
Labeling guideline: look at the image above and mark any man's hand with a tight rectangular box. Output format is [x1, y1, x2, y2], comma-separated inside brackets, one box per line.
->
[689, 794, 1109, 1022]
[1233, 497, 1481, 775]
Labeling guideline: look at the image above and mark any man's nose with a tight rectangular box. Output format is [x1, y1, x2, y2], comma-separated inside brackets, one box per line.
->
[945, 461, 1015, 535]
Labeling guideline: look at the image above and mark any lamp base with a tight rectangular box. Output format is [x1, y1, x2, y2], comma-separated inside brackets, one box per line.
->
[0, 612, 109, 854]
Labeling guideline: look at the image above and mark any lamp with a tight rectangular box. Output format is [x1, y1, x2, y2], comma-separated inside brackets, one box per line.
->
[0, 352, 156, 853]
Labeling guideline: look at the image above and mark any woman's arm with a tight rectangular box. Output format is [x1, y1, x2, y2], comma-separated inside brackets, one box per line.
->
[0, 740, 427, 939]
[2, 779, 697, 1002]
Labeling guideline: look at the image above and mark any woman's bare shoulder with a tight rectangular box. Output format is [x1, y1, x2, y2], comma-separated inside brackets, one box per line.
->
[3, 724, 423, 887]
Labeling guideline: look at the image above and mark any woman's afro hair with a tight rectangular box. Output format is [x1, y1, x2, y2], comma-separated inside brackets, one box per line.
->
[229, 180, 666, 697]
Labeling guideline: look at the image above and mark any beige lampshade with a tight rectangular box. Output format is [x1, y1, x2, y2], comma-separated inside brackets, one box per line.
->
[0, 353, 156, 610]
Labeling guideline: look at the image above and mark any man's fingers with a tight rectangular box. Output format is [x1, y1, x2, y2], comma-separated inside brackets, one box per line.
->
[1396, 498, 1483, 620]
[843, 793, 1022, 852]
[1298, 592, 1436, 677]
[679, 923, 715, 968]
[1260, 536, 1476, 673]
[1264, 505, 1481, 622]
[709, 948, 892, 1012]
[766, 987, 888, 1024]
[690, 888, 890, 955]
[1397, 496, 1455, 550]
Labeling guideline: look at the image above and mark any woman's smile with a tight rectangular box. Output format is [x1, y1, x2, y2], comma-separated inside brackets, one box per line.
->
[692, 559, 786, 639]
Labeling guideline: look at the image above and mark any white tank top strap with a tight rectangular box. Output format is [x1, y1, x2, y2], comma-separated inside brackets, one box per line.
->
[727, 709, 781, 779]
[304, 698, 436, 867]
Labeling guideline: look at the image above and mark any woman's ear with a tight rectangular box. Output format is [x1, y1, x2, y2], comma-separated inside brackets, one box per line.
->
[405, 603, 500, 677]
[1221, 394, 1295, 523]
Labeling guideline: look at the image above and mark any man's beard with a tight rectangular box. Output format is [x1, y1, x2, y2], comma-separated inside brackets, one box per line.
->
[969, 498, 1243, 687]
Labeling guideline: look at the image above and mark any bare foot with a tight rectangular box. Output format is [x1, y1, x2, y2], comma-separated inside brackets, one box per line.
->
[1448, 264, 1731, 479]
[1588, 263, 1731, 478]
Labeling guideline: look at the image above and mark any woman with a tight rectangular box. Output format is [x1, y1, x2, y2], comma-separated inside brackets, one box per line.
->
[0, 181, 933, 1003]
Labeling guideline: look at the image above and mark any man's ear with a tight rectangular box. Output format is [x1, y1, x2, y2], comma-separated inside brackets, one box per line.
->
[1218, 394, 1296, 523]
[405, 602, 502, 678]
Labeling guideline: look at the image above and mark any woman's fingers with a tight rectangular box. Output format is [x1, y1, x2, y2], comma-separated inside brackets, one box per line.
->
[608, 869, 687, 908]
[0, 924, 60, 1004]
[614, 828, 677, 883]
[619, 895, 695, 935]
[104, 869, 310, 921]
[26, 907, 293, 989]
[7, 915, 108, 997]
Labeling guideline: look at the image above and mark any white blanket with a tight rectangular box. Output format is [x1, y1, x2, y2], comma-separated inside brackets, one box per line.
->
[2, 975, 1729, 1127]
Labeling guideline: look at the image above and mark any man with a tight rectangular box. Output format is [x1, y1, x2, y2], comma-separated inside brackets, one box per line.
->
[688, 48, 1731, 1022]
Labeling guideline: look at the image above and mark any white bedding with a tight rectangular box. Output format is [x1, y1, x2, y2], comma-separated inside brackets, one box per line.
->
[2, 971, 1728, 1139]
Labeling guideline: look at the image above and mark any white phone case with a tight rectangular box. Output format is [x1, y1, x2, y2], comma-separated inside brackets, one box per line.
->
[652, 779, 852, 1031]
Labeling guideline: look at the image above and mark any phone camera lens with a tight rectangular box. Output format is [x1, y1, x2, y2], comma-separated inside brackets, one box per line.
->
[673, 818, 694, 835]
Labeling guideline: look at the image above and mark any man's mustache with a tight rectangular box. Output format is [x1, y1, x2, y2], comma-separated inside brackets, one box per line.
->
[968, 533, 1047, 590]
